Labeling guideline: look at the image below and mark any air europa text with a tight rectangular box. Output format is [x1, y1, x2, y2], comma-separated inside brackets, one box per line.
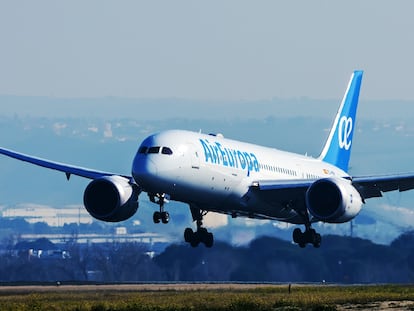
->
[199, 139, 260, 172]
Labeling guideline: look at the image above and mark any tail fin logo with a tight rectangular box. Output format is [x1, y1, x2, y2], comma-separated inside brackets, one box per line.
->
[338, 116, 353, 150]
[319, 70, 363, 172]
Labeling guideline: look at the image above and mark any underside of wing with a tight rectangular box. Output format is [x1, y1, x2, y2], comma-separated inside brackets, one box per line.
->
[0, 147, 131, 180]
[250, 177, 366, 225]
[352, 173, 414, 199]
[250, 179, 314, 214]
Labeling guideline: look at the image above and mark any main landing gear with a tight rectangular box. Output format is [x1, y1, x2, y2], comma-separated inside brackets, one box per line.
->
[293, 227, 321, 248]
[184, 207, 214, 248]
[150, 193, 170, 224]
[149, 195, 213, 248]
[292, 211, 321, 248]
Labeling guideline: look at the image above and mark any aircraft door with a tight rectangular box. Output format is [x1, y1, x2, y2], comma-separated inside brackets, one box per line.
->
[296, 164, 305, 179]
[186, 143, 201, 170]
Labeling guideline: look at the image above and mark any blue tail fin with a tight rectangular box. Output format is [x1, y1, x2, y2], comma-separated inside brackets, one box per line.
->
[319, 70, 363, 172]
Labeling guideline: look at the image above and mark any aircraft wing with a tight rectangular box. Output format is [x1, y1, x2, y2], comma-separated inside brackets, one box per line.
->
[251, 174, 414, 207]
[0, 147, 131, 180]
[352, 173, 414, 199]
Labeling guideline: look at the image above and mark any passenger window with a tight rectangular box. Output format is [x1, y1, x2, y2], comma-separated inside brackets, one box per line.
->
[138, 146, 148, 154]
[161, 147, 173, 155]
[148, 146, 160, 154]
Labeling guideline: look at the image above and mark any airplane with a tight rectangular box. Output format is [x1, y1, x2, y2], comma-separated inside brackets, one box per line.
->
[1, 70, 414, 248]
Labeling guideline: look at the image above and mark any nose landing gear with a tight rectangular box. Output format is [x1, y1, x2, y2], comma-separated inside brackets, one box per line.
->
[150, 193, 170, 224]
[153, 210, 170, 224]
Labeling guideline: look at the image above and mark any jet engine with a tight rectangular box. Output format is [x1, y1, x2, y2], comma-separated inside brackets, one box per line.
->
[306, 177, 363, 223]
[83, 175, 139, 222]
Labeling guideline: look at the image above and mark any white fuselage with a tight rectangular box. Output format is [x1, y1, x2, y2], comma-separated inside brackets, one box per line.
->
[132, 130, 348, 222]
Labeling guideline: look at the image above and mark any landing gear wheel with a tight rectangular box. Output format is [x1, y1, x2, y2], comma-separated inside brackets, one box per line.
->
[204, 232, 214, 248]
[161, 211, 169, 224]
[183, 208, 214, 248]
[153, 211, 161, 224]
[292, 208, 322, 248]
[184, 228, 193, 243]
[293, 228, 306, 247]
[198, 228, 212, 247]
[312, 233, 321, 248]
[184, 228, 200, 248]
[292, 227, 322, 248]
[190, 237, 200, 248]
[185, 229, 214, 248]
[151, 193, 170, 225]
[293, 228, 302, 244]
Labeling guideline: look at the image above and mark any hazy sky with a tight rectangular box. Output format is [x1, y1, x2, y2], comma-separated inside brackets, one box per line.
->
[1, 1, 414, 101]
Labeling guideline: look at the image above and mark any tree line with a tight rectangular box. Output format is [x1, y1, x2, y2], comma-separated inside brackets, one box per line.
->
[1, 232, 414, 283]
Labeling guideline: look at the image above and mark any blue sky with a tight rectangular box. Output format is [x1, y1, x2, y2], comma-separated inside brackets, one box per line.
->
[1, 1, 414, 101]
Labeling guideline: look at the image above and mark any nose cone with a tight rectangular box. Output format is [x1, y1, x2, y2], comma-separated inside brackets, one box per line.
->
[132, 154, 158, 187]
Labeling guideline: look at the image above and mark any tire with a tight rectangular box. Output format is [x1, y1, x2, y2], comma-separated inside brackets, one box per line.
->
[204, 232, 214, 248]
[293, 228, 302, 243]
[312, 233, 322, 248]
[153, 212, 161, 224]
[190, 236, 200, 248]
[161, 211, 170, 224]
[184, 228, 194, 243]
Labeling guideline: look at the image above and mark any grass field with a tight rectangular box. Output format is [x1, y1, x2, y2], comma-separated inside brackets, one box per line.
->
[0, 284, 413, 310]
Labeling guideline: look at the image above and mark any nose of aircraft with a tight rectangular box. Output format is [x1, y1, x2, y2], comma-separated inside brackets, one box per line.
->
[132, 155, 158, 186]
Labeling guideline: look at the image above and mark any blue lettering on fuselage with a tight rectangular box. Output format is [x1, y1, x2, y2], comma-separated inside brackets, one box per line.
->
[199, 139, 260, 172]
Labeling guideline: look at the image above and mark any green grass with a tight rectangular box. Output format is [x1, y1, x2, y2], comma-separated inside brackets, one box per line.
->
[0, 284, 413, 311]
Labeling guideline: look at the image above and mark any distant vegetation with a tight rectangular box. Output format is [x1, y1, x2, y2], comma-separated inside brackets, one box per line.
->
[1, 227, 414, 283]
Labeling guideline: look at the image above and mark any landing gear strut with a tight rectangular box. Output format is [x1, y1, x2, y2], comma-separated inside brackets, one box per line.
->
[292, 211, 321, 248]
[184, 207, 214, 248]
[150, 193, 170, 224]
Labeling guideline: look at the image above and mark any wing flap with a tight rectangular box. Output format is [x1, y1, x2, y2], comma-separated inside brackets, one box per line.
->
[0, 147, 131, 180]
[353, 173, 414, 199]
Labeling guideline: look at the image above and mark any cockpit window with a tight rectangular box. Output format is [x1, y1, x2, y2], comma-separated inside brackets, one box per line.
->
[161, 147, 173, 155]
[139, 146, 171, 155]
[138, 146, 148, 154]
[148, 146, 160, 154]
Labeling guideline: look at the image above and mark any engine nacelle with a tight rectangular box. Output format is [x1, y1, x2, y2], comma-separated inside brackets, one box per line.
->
[306, 177, 363, 223]
[83, 175, 139, 222]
